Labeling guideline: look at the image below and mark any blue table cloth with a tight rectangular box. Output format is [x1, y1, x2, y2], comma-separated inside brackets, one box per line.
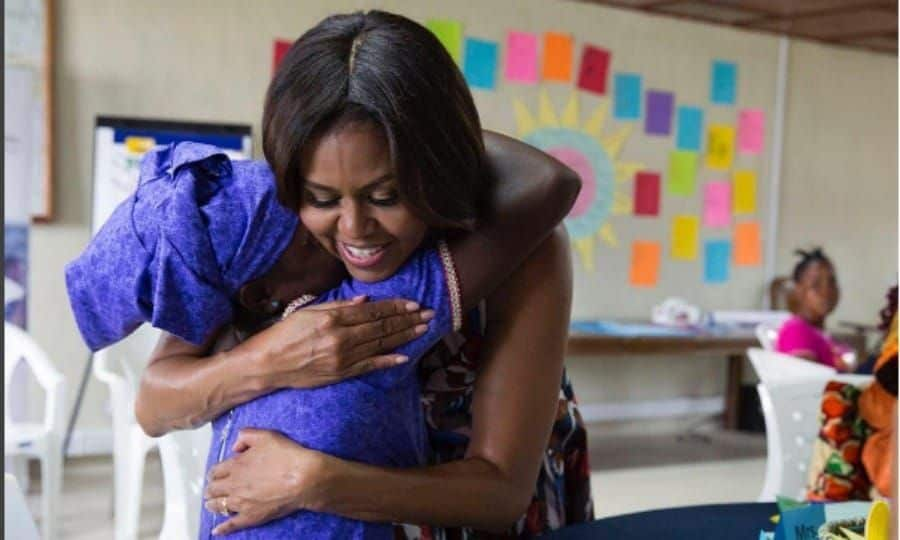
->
[542, 502, 778, 539]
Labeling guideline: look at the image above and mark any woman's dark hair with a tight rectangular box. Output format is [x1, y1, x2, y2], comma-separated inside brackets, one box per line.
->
[262, 10, 490, 230]
[792, 247, 832, 282]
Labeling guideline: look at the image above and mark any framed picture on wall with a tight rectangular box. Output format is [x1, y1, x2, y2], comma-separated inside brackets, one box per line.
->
[4, 0, 55, 222]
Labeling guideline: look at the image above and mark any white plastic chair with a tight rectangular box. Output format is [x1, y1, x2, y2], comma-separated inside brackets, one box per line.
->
[93, 347, 158, 540]
[755, 321, 780, 351]
[4, 323, 66, 540]
[94, 324, 212, 540]
[756, 374, 873, 502]
[157, 425, 212, 540]
[92, 324, 169, 540]
[748, 347, 874, 501]
[5, 473, 40, 540]
[748, 347, 837, 386]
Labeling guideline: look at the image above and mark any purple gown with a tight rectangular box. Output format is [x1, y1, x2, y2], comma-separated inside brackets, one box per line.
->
[198, 242, 460, 539]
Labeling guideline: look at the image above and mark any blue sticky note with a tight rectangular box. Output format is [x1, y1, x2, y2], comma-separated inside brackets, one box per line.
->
[711, 60, 737, 105]
[463, 38, 498, 90]
[614, 73, 642, 120]
[704, 239, 732, 283]
[676, 106, 703, 151]
[775, 503, 825, 540]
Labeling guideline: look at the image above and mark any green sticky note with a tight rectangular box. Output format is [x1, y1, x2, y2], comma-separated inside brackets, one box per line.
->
[668, 150, 698, 196]
[426, 19, 463, 64]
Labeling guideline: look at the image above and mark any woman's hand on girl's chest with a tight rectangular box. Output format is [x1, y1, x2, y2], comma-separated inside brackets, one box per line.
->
[249, 297, 433, 389]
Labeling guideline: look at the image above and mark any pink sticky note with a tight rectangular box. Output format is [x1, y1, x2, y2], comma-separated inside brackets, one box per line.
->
[505, 31, 538, 83]
[703, 181, 731, 227]
[633, 171, 660, 216]
[738, 108, 765, 154]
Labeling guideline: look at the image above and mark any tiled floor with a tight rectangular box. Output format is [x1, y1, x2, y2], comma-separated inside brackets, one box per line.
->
[22, 425, 767, 538]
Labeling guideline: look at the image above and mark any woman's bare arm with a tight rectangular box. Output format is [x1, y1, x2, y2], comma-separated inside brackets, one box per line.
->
[206, 227, 573, 533]
[135, 299, 428, 437]
[452, 130, 578, 307]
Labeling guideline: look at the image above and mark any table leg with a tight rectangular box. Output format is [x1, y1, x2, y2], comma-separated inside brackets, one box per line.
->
[723, 354, 743, 430]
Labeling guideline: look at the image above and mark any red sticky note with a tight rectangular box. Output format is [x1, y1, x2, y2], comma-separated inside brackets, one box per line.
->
[273, 39, 292, 75]
[633, 171, 661, 216]
[577, 45, 610, 95]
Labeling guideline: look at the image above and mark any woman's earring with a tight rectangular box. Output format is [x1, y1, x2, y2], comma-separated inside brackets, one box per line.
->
[265, 299, 282, 315]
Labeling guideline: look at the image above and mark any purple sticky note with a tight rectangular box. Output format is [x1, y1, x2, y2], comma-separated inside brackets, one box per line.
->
[738, 108, 765, 155]
[703, 181, 732, 227]
[645, 90, 674, 136]
[505, 31, 538, 84]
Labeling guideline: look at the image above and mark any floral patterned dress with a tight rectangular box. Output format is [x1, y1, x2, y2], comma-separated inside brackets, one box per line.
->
[398, 305, 594, 539]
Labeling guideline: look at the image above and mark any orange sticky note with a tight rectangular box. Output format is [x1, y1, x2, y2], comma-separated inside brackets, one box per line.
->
[542, 32, 573, 82]
[734, 221, 762, 266]
[630, 241, 661, 287]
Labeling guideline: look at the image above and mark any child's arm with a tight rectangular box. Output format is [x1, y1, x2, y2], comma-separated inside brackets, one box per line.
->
[452, 130, 579, 309]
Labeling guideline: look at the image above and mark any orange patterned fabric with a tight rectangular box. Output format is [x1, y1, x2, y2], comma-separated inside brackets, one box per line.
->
[859, 318, 897, 497]
[807, 381, 872, 502]
[397, 307, 594, 539]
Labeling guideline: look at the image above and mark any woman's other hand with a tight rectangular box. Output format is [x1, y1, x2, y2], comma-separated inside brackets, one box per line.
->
[250, 296, 433, 388]
[204, 429, 329, 535]
[136, 297, 431, 437]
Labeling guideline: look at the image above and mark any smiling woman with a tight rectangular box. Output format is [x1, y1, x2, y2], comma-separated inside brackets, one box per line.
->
[132, 9, 590, 540]
[298, 119, 429, 283]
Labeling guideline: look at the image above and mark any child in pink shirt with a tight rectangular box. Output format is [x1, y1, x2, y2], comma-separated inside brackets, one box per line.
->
[776, 248, 852, 370]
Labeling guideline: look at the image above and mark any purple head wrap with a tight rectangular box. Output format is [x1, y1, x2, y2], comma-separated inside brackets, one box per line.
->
[65, 142, 298, 350]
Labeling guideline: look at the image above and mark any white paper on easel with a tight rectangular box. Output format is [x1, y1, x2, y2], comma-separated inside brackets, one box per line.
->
[4, 65, 35, 225]
[6, 0, 48, 217]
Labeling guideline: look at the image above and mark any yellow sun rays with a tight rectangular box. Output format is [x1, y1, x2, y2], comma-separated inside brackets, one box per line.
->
[513, 90, 641, 270]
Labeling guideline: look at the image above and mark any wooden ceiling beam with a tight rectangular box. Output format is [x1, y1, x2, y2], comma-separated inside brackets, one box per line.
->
[736, 2, 893, 27]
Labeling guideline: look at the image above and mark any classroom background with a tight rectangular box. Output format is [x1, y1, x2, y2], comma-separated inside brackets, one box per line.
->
[4, 0, 897, 538]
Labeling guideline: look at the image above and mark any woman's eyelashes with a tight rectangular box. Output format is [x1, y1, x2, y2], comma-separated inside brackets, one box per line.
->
[367, 189, 400, 206]
[303, 189, 400, 208]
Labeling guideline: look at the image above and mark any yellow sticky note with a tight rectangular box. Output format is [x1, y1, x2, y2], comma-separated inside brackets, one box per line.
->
[706, 124, 735, 170]
[124, 136, 156, 154]
[733, 169, 757, 214]
[630, 241, 661, 287]
[671, 215, 699, 261]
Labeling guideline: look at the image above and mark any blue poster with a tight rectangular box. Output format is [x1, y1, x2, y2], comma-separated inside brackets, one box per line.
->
[704, 239, 732, 283]
[614, 73, 642, 120]
[676, 106, 704, 151]
[710, 60, 737, 105]
[463, 38, 498, 90]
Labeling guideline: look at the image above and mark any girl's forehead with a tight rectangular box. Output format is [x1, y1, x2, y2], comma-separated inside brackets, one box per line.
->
[801, 260, 834, 281]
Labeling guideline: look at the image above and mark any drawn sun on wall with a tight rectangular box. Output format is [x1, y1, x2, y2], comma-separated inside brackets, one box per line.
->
[514, 90, 643, 271]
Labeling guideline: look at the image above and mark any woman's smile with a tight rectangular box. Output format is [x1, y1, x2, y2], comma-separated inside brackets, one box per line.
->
[337, 240, 390, 269]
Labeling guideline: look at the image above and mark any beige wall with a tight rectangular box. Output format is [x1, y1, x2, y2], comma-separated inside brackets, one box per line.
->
[777, 40, 897, 324]
[28, 1, 897, 436]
